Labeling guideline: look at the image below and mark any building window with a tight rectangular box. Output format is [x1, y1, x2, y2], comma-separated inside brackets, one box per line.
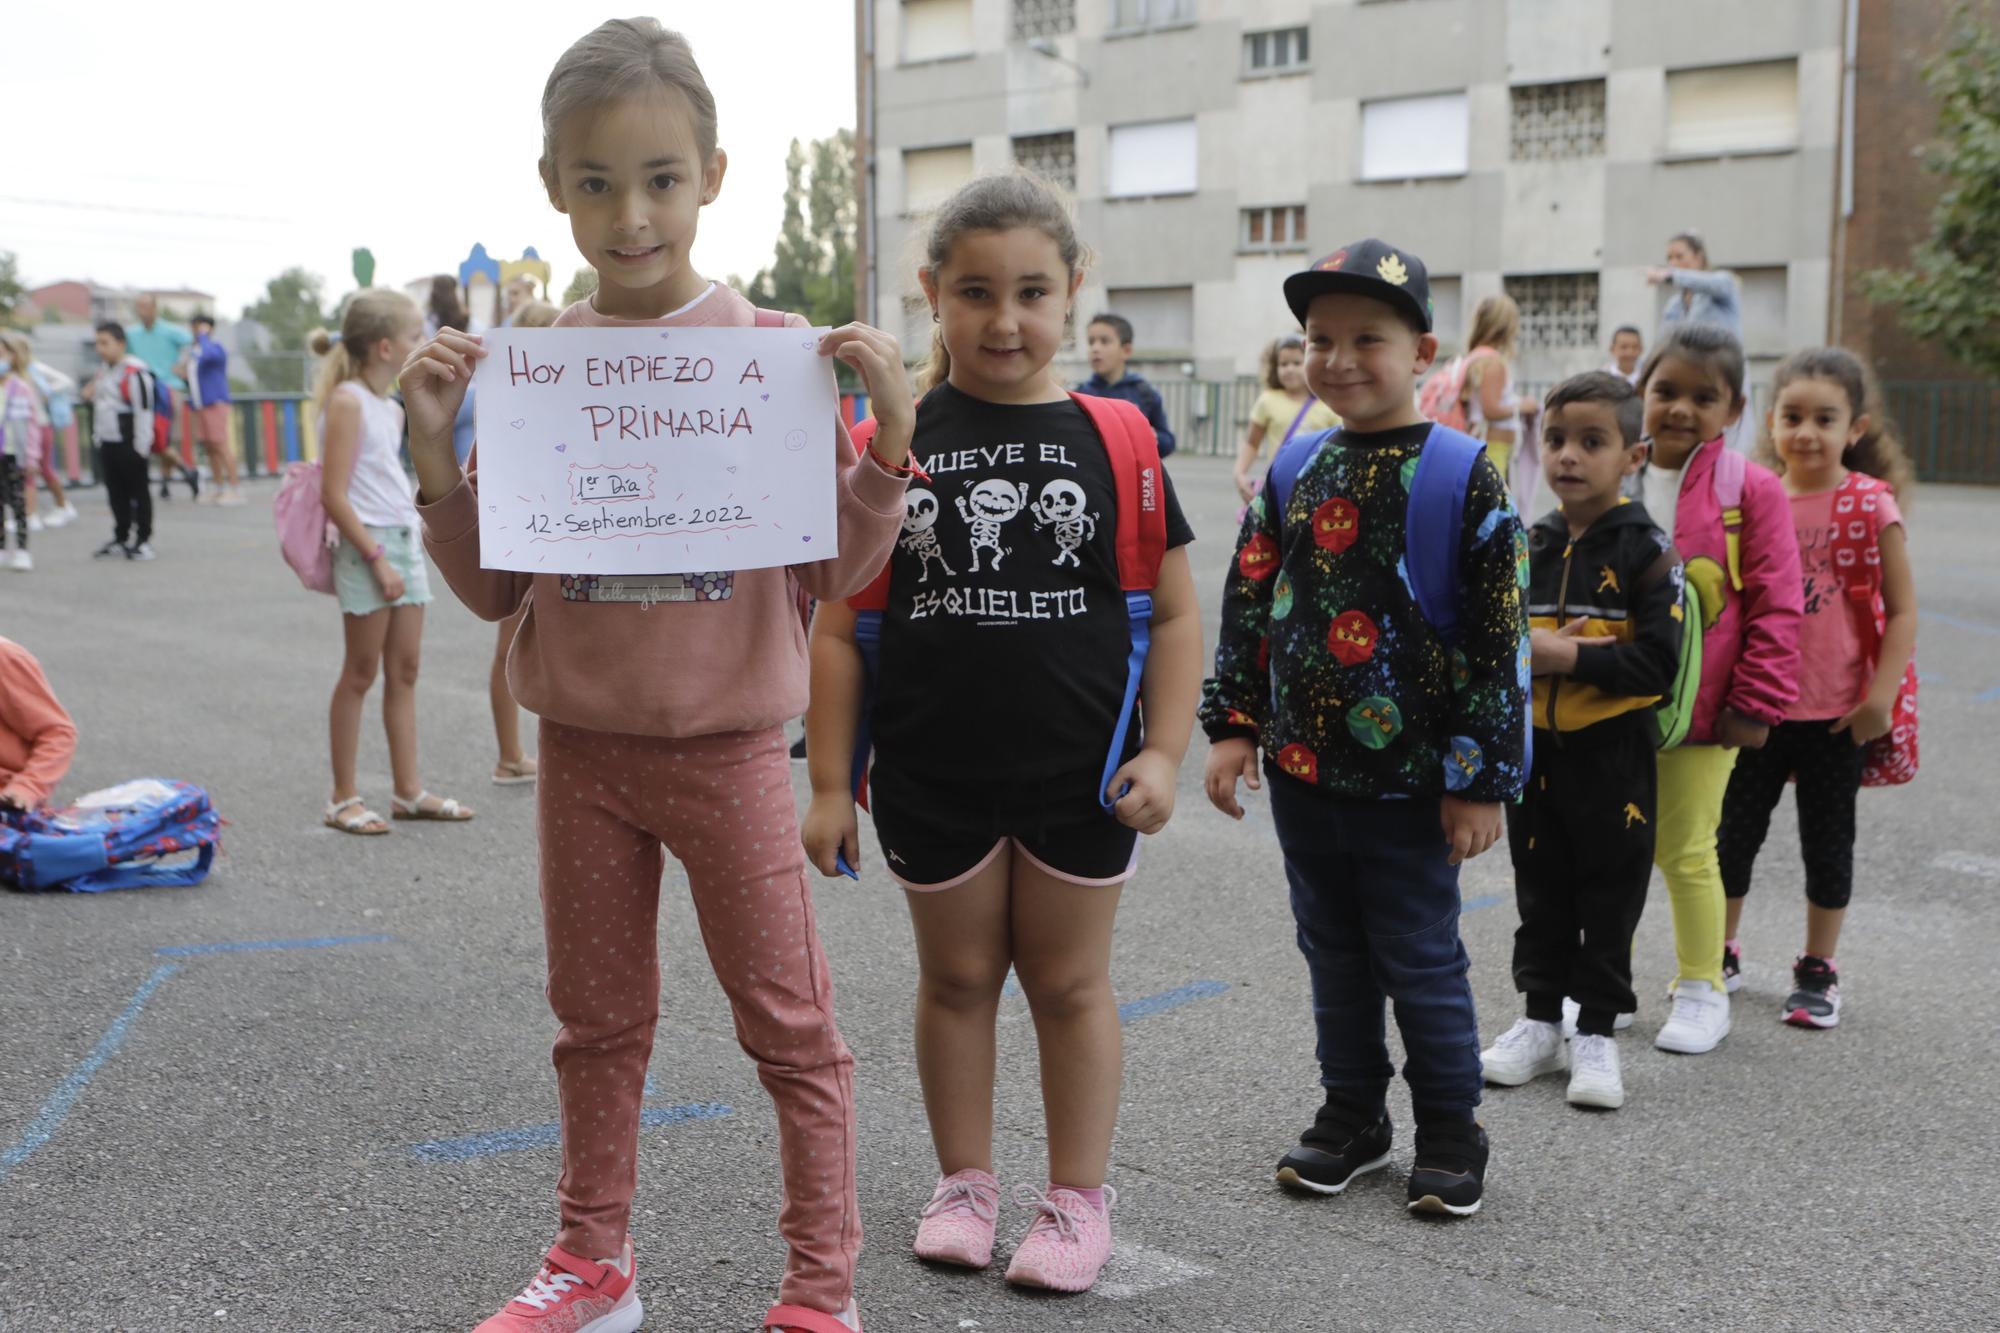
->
[1734, 266, 1790, 356]
[1103, 286, 1195, 353]
[1360, 92, 1469, 182]
[1240, 205, 1308, 253]
[1244, 27, 1310, 75]
[1106, 118, 1198, 198]
[1665, 60, 1800, 156]
[1012, 0, 1075, 39]
[1510, 80, 1605, 160]
[902, 0, 974, 63]
[1013, 132, 1077, 191]
[1112, 0, 1194, 31]
[1505, 273, 1600, 351]
[1429, 276, 1464, 350]
[903, 144, 974, 213]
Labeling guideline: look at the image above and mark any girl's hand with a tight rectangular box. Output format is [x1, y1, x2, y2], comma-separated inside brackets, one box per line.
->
[802, 791, 860, 879]
[1715, 707, 1770, 750]
[1440, 796, 1502, 865]
[1645, 266, 1672, 285]
[1833, 699, 1893, 746]
[1234, 473, 1256, 504]
[819, 324, 913, 466]
[371, 554, 406, 603]
[1204, 736, 1261, 820]
[398, 330, 485, 459]
[1107, 748, 1179, 835]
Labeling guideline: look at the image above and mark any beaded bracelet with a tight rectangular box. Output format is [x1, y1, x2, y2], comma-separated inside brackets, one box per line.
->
[868, 441, 930, 484]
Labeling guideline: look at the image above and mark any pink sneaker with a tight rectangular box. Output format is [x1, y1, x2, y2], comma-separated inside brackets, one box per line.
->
[913, 1168, 1000, 1268]
[1002, 1185, 1117, 1293]
[473, 1240, 642, 1333]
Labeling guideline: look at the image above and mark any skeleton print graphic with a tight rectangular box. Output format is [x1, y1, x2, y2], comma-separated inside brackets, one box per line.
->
[956, 479, 1030, 573]
[897, 487, 956, 582]
[1030, 478, 1098, 568]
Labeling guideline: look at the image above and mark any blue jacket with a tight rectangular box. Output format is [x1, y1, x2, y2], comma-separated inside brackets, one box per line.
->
[1075, 372, 1175, 457]
[188, 333, 230, 408]
[1657, 268, 1743, 343]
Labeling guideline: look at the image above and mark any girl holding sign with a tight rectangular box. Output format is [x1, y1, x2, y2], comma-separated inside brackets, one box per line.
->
[399, 19, 917, 1333]
[802, 173, 1204, 1297]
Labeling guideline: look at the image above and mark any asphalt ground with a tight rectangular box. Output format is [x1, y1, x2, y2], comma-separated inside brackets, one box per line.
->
[1, 456, 1996, 1332]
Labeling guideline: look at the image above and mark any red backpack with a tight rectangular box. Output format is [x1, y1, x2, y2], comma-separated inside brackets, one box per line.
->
[1827, 472, 1918, 786]
[118, 362, 172, 454]
[840, 391, 1169, 820]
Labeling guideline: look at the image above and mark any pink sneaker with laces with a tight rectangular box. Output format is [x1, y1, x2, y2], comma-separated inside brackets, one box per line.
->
[913, 1168, 1000, 1268]
[473, 1240, 641, 1333]
[1002, 1185, 1117, 1293]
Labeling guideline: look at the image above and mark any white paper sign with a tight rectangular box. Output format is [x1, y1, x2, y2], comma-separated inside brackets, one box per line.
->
[472, 326, 839, 573]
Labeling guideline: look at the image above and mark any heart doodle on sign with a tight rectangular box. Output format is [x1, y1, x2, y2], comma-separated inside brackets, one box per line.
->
[509, 419, 525, 429]
[554, 444, 567, 453]
[802, 339, 815, 349]
[802, 535, 812, 543]
[487, 505, 497, 513]
[726, 466, 738, 474]
[760, 393, 770, 401]
[658, 331, 671, 339]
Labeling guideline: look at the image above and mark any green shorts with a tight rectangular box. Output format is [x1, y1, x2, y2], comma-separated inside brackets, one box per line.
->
[333, 524, 434, 617]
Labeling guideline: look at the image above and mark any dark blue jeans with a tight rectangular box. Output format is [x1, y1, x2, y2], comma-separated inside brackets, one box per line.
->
[1270, 777, 1482, 1123]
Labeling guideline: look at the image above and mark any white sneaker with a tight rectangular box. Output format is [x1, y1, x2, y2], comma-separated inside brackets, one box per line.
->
[1560, 997, 1635, 1038]
[1480, 1017, 1567, 1086]
[26, 514, 43, 533]
[1654, 979, 1731, 1054]
[1566, 1034, 1624, 1108]
[126, 541, 157, 561]
[40, 506, 69, 529]
[56, 503, 79, 525]
[8, 549, 30, 572]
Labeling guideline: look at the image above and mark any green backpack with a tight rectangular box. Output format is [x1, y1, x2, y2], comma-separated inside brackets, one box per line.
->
[1651, 565, 1703, 751]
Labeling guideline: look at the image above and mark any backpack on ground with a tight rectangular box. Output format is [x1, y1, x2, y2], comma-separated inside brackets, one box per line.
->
[0, 779, 220, 893]
[119, 362, 172, 455]
[1417, 347, 1499, 436]
[1827, 471, 1918, 786]
[841, 392, 1169, 820]
[273, 461, 339, 594]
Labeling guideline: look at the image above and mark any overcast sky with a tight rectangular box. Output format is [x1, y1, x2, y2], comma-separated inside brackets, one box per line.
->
[5, 2, 856, 316]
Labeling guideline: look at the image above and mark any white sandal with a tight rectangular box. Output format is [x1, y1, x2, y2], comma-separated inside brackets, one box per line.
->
[323, 795, 389, 835]
[390, 790, 474, 822]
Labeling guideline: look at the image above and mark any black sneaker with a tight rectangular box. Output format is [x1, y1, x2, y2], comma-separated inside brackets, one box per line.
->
[94, 539, 129, 559]
[1782, 954, 1841, 1029]
[158, 483, 172, 500]
[1406, 1121, 1488, 1217]
[789, 734, 809, 761]
[1722, 941, 1744, 994]
[1275, 1092, 1393, 1196]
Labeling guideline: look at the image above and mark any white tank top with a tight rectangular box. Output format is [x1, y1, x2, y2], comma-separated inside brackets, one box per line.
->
[322, 381, 416, 528]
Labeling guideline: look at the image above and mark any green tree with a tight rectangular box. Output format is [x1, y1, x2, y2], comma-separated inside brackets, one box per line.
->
[1863, 5, 2000, 377]
[745, 130, 857, 334]
[0, 251, 25, 329]
[241, 267, 329, 350]
[563, 268, 599, 306]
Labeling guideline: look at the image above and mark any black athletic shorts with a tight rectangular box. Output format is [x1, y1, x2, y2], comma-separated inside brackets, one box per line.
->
[866, 765, 1139, 890]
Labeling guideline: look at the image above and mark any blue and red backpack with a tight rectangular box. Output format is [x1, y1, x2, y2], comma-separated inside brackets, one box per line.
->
[841, 391, 1168, 821]
[0, 779, 219, 893]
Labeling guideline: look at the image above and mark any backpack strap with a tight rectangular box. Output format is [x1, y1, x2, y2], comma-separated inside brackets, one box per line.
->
[1403, 425, 1484, 646]
[1709, 444, 1747, 592]
[1268, 427, 1337, 530]
[1068, 391, 1168, 811]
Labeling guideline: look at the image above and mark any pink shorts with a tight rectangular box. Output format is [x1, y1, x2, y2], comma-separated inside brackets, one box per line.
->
[24, 424, 50, 470]
[192, 403, 229, 445]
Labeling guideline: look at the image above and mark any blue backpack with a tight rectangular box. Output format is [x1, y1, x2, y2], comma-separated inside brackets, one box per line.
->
[1266, 423, 1532, 771]
[0, 779, 220, 893]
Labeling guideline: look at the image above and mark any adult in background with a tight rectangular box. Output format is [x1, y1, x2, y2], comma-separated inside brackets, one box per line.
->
[126, 295, 199, 500]
[185, 315, 241, 505]
[499, 273, 540, 327]
[1650, 231, 1749, 453]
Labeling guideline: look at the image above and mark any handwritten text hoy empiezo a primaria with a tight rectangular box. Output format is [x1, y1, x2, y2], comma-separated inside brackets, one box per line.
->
[507, 345, 769, 443]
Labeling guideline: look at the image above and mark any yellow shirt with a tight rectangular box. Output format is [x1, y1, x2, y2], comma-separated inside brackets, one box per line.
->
[1248, 388, 1338, 462]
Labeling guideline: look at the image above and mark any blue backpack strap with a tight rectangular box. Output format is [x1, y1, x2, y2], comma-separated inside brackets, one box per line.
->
[1403, 425, 1484, 645]
[1267, 427, 1336, 530]
[1101, 595, 1151, 813]
[850, 608, 882, 811]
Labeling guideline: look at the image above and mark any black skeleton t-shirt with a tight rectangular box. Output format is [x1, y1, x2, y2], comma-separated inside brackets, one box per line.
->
[869, 383, 1194, 795]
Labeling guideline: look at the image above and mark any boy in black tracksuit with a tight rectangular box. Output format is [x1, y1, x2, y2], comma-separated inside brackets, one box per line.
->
[1480, 372, 1683, 1111]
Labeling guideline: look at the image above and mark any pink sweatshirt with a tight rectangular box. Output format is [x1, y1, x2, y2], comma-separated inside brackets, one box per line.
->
[417, 286, 909, 739]
[0, 637, 78, 809]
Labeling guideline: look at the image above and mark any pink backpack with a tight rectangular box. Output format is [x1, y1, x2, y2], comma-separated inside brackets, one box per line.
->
[1418, 346, 1500, 434]
[273, 461, 338, 594]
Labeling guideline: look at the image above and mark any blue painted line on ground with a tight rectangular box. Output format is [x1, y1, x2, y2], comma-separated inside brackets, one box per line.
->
[155, 933, 396, 957]
[1976, 686, 2000, 704]
[1118, 980, 1229, 1023]
[1922, 610, 2000, 639]
[409, 1102, 734, 1164]
[0, 962, 180, 1185]
[1461, 893, 1504, 915]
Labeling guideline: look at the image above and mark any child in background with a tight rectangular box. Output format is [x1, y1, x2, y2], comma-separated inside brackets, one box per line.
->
[1459, 294, 1530, 483]
[186, 314, 242, 506]
[1203, 239, 1529, 1218]
[0, 637, 77, 812]
[403, 20, 913, 1332]
[1605, 326, 1644, 386]
[1717, 348, 1917, 1029]
[804, 172, 1202, 1296]
[86, 323, 157, 561]
[1633, 323, 1802, 1054]
[1480, 373, 1681, 1111]
[1, 333, 78, 533]
[310, 293, 472, 837]
[1233, 333, 1337, 503]
[1076, 312, 1176, 456]
[0, 352, 40, 571]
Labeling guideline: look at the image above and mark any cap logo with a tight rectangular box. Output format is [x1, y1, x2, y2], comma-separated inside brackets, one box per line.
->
[1318, 249, 1349, 272]
[1377, 253, 1410, 285]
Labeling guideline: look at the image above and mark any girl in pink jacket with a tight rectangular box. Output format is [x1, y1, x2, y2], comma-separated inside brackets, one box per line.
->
[1633, 324, 1803, 1057]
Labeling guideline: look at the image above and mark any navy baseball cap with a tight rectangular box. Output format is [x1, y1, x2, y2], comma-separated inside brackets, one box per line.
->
[1283, 238, 1433, 333]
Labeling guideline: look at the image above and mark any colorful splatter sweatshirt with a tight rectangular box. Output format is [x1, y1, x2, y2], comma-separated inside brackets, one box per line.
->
[1200, 421, 1530, 803]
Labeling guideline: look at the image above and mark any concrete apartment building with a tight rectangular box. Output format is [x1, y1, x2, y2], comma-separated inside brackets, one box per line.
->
[858, 0, 1865, 392]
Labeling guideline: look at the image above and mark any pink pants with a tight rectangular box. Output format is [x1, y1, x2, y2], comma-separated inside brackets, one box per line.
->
[537, 720, 860, 1311]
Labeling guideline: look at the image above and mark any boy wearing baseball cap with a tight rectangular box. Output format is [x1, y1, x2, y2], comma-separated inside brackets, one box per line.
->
[1200, 239, 1529, 1218]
